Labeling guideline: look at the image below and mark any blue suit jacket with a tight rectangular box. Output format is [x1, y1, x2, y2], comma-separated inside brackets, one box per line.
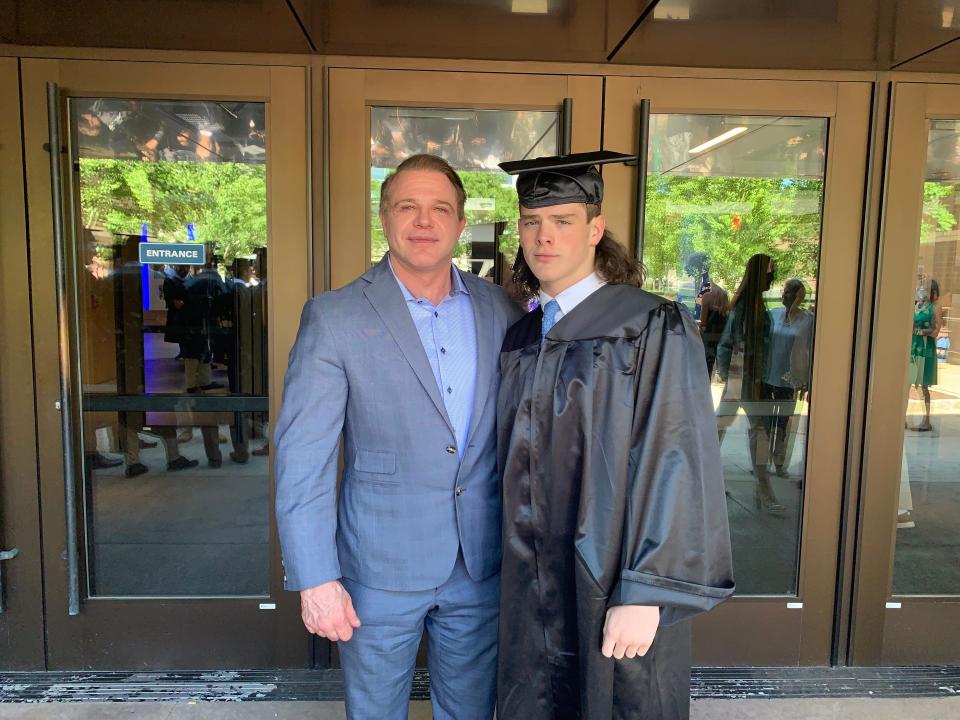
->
[275, 255, 522, 592]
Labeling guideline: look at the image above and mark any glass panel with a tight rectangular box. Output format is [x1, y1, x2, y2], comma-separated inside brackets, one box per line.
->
[892, 119, 960, 596]
[72, 98, 270, 597]
[370, 106, 559, 280]
[82, 411, 270, 597]
[645, 114, 828, 595]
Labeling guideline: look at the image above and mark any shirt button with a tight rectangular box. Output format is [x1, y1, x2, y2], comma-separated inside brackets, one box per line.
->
[446, 445, 456, 454]
[446, 386, 452, 394]
[440, 347, 446, 354]
[455, 486, 464, 496]
[434, 311, 439, 318]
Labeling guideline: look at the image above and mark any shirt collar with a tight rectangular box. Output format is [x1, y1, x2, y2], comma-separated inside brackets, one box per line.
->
[539, 271, 605, 317]
[387, 253, 470, 304]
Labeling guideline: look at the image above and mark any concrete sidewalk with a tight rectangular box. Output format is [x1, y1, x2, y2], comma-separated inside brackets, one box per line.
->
[2, 699, 960, 719]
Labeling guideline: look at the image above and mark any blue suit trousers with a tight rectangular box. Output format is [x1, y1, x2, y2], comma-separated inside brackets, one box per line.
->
[338, 552, 498, 720]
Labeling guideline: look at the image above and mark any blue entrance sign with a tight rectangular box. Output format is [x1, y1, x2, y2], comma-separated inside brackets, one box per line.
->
[139, 242, 205, 265]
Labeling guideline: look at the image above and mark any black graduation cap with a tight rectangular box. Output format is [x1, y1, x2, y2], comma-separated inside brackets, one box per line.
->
[498, 150, 636, 209]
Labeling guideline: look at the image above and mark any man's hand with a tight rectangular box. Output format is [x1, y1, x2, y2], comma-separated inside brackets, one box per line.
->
[300, 580, 362, 642]
[601, 605, 660, 659]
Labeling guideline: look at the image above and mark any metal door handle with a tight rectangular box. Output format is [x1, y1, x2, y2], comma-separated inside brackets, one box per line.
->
[633, 98, 651, 263]
[0, 546, 17, 614]
[560, 97, 572, 156]
[47, 81, 81, 616]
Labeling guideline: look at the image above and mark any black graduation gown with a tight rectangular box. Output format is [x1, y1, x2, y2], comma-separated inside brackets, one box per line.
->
[496, 284, 735, 720]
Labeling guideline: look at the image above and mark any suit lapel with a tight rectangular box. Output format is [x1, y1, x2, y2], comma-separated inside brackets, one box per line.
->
[462, 271, 495, 450]
[362, 258, 454, 434]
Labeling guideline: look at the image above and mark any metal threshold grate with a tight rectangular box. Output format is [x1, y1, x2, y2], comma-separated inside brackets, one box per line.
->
[1, 667, 958, 703]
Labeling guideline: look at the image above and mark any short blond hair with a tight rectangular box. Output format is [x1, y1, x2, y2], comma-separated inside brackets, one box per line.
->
[379, 154, 467, 220]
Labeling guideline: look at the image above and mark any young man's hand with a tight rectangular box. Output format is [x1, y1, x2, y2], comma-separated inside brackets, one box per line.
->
[300, 580, 362, 642]
[601, 605, 660, 659]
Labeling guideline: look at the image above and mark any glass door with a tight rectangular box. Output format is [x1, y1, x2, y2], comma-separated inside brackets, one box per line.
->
[852, 81, 960, 664]
[0, 57, 45, 670]
[20, 58, 310, 669]
[325, 66, 602, 666]
[604, 76, 872, 664]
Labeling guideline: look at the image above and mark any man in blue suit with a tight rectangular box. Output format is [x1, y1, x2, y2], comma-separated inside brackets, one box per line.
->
[275, 154, 521, 719]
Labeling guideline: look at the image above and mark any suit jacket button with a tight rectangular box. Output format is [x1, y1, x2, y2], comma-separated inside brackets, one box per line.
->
[446, 445, 456, 454]
[455, 486, 464, 496]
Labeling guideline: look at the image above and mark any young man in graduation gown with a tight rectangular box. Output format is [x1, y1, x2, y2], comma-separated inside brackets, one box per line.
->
[496, 154, 735, 719]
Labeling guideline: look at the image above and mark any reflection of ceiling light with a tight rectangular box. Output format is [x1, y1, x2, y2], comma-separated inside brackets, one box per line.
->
[943, 5, 955, 27]
[382, 107, 475, 121]
[654, 0, 691, 20]
[689, 127, 748, 154]
[512, 0, 548, 13]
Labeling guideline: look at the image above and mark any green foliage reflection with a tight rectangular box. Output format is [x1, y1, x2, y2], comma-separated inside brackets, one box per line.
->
[642, 176, 824, 295]
[79, 159, 267, 262]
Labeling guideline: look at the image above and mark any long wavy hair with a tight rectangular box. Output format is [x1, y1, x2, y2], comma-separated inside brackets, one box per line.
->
[729, 253, 774, 386]
[508, 204, 644, 303]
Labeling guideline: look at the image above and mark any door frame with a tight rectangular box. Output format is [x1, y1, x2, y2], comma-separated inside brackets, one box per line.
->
[0, 56, 46, 670]
[19, 57, 311, 669]
[851, 80, 960, 665]
[324, 64, 604, 667]
[603, 75, 873, 665]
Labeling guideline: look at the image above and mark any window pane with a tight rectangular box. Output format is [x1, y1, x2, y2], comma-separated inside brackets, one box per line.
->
[83, 410, 270, 597]
[645, 114, 828, 595]
[892, 119, 960, 596]
[370, 106, 559, 280]
[73, 98, 270, 597]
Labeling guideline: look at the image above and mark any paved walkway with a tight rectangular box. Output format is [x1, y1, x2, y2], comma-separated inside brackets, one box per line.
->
[2, 699, 960, 720]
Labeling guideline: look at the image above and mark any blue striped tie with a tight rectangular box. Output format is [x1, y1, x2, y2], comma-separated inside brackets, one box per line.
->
[541, 299, 560, 338]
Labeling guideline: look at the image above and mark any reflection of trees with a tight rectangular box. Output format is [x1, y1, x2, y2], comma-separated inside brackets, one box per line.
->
[79, 159, 267, 262]
[922, 182, 958, 244]
[643, 175, 825, 293]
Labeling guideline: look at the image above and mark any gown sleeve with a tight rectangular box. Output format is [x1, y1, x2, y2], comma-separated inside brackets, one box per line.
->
[607, 301, 735, 626]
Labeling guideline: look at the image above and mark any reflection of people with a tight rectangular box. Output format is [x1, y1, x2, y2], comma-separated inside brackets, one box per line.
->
[162, 265, 190, 359]
[910, 279, 942, 432]
[183, 254, 228, 467]
[897, 453, 916, 529]
[103, 238, 198, 477]
[764, 278, 814, 477]
[123, 422, 197, 478]
[685, 252, 729, 378]
[275, 155, 520, 719]
[716, 254, 783, 514]
[183, 254, 226, 394]
[495, 154, 734, 719]
[221, 259, 266, 464]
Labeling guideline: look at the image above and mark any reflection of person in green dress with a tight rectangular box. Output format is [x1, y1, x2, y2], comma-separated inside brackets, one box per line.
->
[911, 279, 942, 431]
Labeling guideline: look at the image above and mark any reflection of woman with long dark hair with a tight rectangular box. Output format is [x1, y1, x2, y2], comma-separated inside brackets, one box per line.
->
[716, 254, 783, 515]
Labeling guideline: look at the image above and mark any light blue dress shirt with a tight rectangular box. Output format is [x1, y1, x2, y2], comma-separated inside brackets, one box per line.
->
[764, 306, 814, 389]
[390, 258, 478, 459]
